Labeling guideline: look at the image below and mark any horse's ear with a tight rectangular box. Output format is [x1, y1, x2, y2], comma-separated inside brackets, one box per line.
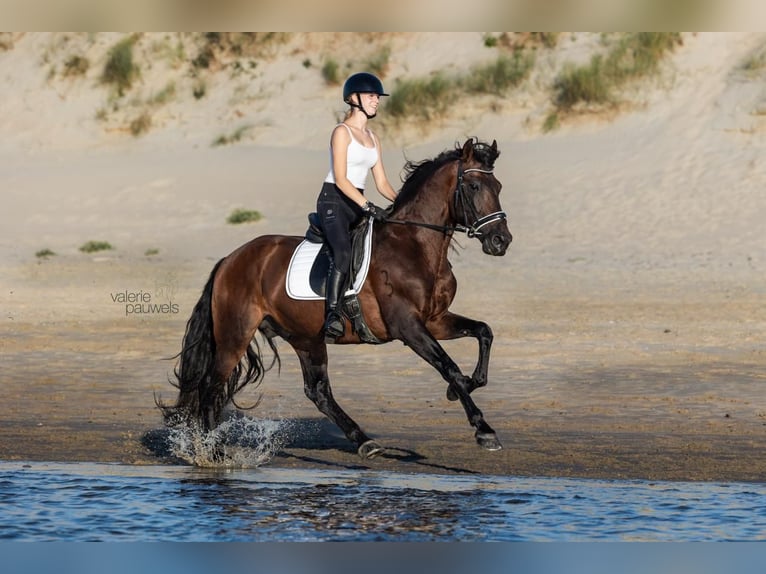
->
[461, 138, 474, 162]
[491, 140, 498, 155]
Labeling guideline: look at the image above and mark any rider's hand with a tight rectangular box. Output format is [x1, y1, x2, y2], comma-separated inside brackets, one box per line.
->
[362, 201, 388, 222]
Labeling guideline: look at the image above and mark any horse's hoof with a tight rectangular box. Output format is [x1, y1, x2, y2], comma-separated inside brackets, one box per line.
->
[476, 432, 503, 451]
[446, 385, 459, 401]
[358, 440, 385, 459]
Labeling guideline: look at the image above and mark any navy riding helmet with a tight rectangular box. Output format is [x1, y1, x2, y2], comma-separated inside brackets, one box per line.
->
[342, 72, 389, 103]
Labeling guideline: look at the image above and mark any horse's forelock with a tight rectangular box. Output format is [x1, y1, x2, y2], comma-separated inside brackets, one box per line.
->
[469, 139, 500, 170]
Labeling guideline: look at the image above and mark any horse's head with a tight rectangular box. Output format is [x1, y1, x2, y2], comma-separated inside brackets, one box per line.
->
[454, 138, 513, 256]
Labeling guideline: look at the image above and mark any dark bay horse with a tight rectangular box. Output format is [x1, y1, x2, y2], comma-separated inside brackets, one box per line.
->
[160, 137, 512, 459]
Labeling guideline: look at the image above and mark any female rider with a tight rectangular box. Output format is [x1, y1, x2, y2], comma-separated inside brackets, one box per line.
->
[317, 72, 398, 340]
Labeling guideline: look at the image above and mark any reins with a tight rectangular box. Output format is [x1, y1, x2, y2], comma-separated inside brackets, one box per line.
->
[384, 164, 507, 237]
[383, 218, 458, 235]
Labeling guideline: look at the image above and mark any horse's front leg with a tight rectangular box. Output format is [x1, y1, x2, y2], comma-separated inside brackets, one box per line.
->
[428, 312, 493, 402]
[399, 319, 502, 451]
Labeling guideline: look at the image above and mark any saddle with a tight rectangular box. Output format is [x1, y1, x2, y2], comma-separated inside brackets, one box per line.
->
[286, 213, 382, 344]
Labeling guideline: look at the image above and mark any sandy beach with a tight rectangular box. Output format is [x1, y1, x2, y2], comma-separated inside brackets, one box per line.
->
[2, 32, 766, 481]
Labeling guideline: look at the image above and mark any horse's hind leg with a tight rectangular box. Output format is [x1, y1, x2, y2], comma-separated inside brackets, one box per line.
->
[294, 343, 384, 459]
[203, 297, 266, 430]
[200, 347, 245, 430]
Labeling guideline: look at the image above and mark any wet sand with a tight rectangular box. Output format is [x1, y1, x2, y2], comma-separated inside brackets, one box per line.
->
[3, 254, 765, 483]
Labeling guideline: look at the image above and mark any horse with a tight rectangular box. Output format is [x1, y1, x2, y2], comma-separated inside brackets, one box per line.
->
[159, 137, 513, 459]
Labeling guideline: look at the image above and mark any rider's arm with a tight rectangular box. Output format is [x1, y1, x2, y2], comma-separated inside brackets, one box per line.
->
[370, 132, 398, 203]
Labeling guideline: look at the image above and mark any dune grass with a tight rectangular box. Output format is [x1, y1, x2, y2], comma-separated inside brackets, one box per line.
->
[79, 240, 113, 253]
[462, 51, 536, 95]
[740, 42, 766, 75]
[551, 33, 683, 114]
[385, 52, 535, 123]
[35, 248, 56, 259]
[63, 54, 89, 77]
[321, 58, 341, 85]
[364, 45, 391, 78]
[129, 112, 152, 136]
[191, 33, 289, 72]
[386, 73, 454, 121]
[227, 208, 262, 224]
[102, 35, 139, 96]
[212, 125, 253, 147]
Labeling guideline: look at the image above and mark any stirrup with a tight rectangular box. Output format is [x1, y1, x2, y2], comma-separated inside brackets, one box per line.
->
[323, 310, 345, 339]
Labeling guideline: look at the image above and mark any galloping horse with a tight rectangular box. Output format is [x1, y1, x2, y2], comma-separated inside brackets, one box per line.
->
[160, 137, 512, 458]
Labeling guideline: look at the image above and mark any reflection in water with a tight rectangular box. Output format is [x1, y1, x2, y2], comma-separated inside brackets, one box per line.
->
[1, 462, 765, 541]
[179, 477, 489, 541]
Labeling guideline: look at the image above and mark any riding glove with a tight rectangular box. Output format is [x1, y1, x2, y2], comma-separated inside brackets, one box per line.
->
[362, 201, 388, 222]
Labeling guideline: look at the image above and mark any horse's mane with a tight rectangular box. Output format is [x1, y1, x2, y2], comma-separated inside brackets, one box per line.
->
[393, 138, 500, 210]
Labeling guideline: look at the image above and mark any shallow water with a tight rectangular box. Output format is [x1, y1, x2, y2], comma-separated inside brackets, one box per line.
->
[1, 461, 765, 542]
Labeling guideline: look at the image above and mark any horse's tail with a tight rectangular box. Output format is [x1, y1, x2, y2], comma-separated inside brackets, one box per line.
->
[157, 257, 280, 429]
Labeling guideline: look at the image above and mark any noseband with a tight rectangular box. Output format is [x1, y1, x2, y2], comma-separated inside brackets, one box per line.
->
[385, 159, 507, 237]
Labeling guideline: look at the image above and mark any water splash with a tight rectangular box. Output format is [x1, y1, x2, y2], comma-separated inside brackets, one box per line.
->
[165, 414, 292, 468]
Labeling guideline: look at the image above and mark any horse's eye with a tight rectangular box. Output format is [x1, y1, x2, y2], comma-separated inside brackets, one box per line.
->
[470, 182, 480, 192]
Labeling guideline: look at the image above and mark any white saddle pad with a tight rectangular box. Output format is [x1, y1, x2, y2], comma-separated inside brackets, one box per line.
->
[285, 219, 374, 300]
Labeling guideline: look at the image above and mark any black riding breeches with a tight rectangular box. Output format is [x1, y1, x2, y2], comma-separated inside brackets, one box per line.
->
[316, 182, 364, 272]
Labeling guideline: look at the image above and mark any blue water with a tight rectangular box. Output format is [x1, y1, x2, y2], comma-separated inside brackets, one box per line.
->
[1, 461, 765, 542]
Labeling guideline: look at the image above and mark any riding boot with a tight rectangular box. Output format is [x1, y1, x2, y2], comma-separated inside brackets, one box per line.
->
[323, 265, 347, 340]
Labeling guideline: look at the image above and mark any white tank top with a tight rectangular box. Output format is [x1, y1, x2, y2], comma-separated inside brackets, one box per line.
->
[324, 124, 378, 190]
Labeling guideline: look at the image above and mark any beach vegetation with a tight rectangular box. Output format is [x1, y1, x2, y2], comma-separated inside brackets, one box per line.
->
[543, 112, 560, 132]
[534, 33, 560, 49]
[35, 248, 56, 259]
[385, 52, 534, 123]
[191, 33, 289, 72]
[386, 72, 454, 121]
[63, 54, 90, 77]
[740, 43, 766, 75]
[462, 51, 535, 95]
[79, 240, 114, 253]
[483, 34, 499, 48]
[364, 45, 391, 78]
[321, 58, 341, 85]
[547, 32, 682, 127]
[192, 79, 207, 99]
[152, 36, 186, 69]
[149, 82, 176, 106]
[553, 55, 613, 109]
[144, 248, 160, 256]
[497, 32, 561, 51]
[102, 35, 140, 96]
[212, 124, 253, 147]
[553, 32, 682, 110]
[129, 112, 152, 136]
[227, 208, 263, 224]
[0, 32, 14, 51]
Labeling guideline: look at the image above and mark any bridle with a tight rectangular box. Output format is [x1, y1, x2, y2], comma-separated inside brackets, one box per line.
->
[453, 164, 508, 238]
[386, 161, 508, 238]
